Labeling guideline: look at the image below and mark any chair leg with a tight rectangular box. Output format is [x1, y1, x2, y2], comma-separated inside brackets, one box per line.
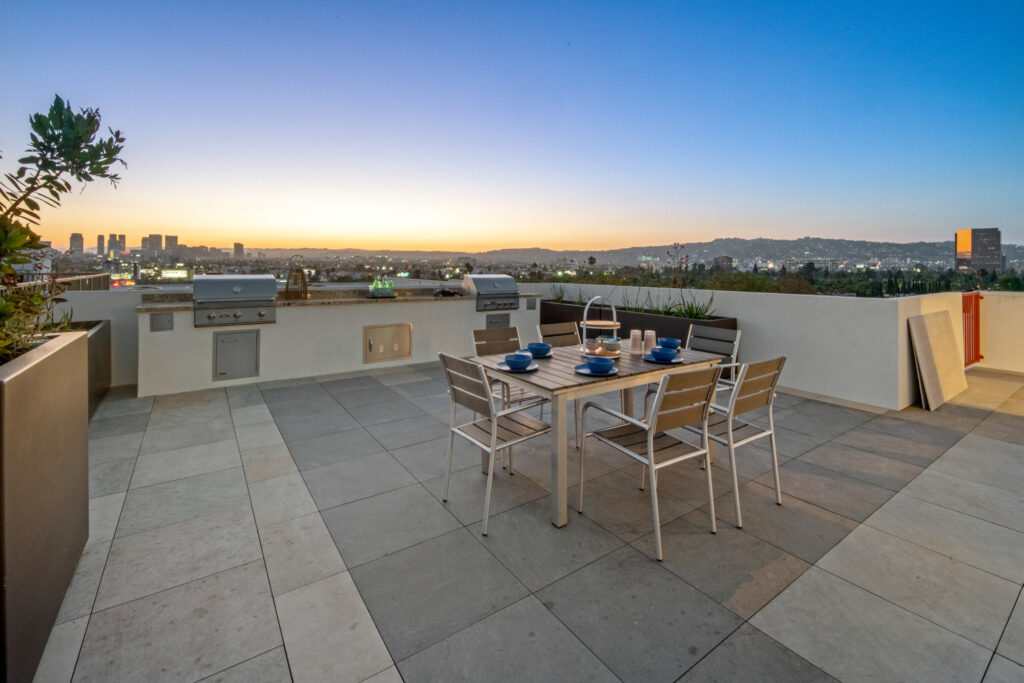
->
[577, 434, 586, 513]
[573, 400, 581, 451]
[704, 452, 717, 534]
[769, 430, 782, 505]
[508, 446, 515, 475]
[728, 439, 743, 528]
[648, 462, 663, 561]
[443, 428, 455, 503]
[482, 447, 497, 536]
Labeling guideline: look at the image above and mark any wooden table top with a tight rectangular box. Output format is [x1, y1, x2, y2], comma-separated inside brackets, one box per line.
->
[474, 345, 722, 395]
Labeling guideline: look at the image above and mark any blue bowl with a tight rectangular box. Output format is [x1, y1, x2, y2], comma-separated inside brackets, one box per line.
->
[658, 337, 681, 349]
[528, 342, 552, 357]
[505, 353, 533, 370]
[585, 356, 615, 374]
[651, 346, 678, 362]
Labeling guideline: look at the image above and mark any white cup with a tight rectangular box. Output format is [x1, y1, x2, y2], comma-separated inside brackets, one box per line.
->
[643, 330, 657, 353]
[629, 329, 643, 354]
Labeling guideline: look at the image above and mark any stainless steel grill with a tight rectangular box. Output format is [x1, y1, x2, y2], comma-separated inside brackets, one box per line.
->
[193, 275, 278, 327]
[461, 274, 520, 311]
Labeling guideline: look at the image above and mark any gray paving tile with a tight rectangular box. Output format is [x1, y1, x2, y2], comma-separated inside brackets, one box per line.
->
[400, 596, 617, 683]
[320, 374, 385, 397]
[302, 451, 417, 510]
[985, 656, 1024, 683]
[712, 440, 793, 480]
[751, 567, 990, 683]
[512, 436, 623, 490]
[713, 481, 857, 564]
[116, 467, 249, 538]
[834, 424, 951, 468]
[87, 492, 124, 545]
[679, 623, 837, 682]
[240, 443, 297, 484]
[422, 464, 548, 525]
[248, 472, 318, 528]
[227, 386, 264, 409]
[322, 484, 461, 568]
[73, 561, 281, 682]
[89, 457, 135, 498]
[349, 528, 528, 661]
[34, 615, 89, 683]
[91, 390, 153, 420]
[861, 413, 967, 449]
[147, 401, 231, 430]
[153, 388, 226, 410]
[260, 382, 330, 406]
[819, 525, 1018, 648]
[650, 457, 741, 508]
[772, 400, 874, 439]
[798, 442, 923, 491]
[96, 505, 261, 611]
[235, 421, 284, 451]
[866, 493, 1024, 583]
[130, 438, 241, 488]
[757, 459, 893, 522]
[749, 425, 830, 459]
[259, 513, 346, 596]
[199, 647, 291, 683]
[901, 469, 1024, 533]
[88, 432, 144, 465]
[638, 509, 809, 618]
[369, 367, 431, 386]
[87, 411, 151, 439]
[362, 415, 449, 451]
[229, 403, 275, 427]
[257, 376, 318, 391]
[393, 378, 449, 398]
[276, 571, 393, 682]
[472, 498, 623, 591]
[349, 396, 432, 428]
[998, 596, 1024, 666]
[288, 426, 386, 471]
[275, 407, 359, 443]
[331, 384, 405, 410]
[388, 435, 483, 483]
[140, 415, 236, 455]
[891, 402, 990, 433]
[363, 666, 403, 683]
[56, 540, 110, 624]
[537, 546, 741, 682]
[930, 434, 1024, 495]
[571, 469, 694, 541]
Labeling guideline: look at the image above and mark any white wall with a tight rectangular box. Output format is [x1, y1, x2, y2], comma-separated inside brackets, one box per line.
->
[534, 283, 968, 411]
[58, 290, 144, 387]
[977, 291, 1024, 374]
[137, 297, 541, 396]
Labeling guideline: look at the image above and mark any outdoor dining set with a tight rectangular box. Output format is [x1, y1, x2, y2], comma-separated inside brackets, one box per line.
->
[439, 297, 787, 561]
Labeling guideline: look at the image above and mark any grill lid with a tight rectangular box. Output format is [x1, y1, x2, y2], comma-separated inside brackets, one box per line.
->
[194, 274, 278, 302]
[461, 274, 519, 295]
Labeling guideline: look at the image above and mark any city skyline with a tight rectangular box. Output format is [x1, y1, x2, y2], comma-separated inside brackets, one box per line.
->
[3, 2, 1022, 250]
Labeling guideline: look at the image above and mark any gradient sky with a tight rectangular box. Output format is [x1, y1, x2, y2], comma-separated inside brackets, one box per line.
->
[2, 1, 1022, 251]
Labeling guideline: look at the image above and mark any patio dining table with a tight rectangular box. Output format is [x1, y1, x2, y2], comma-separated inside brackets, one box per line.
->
[474, 345, 721, 527]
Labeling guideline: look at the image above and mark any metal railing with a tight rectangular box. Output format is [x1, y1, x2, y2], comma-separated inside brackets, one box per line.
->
[962, 292, 982, 366]
[11, 273, 110, 291]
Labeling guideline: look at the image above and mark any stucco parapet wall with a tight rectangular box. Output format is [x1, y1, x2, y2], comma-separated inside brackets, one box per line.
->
[135, 292, 540, 314]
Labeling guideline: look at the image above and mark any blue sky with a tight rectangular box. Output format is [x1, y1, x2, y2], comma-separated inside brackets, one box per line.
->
[2, 1, 1021, 249]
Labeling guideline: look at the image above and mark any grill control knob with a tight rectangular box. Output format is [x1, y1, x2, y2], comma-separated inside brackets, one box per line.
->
[207, 313, 216, 321]
[233, 312, 243, 319]
[257, 310, 266, 318]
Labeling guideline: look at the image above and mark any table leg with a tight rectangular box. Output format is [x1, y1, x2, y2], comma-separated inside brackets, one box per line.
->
[551, 394, 568, 527]
[621, 386, 634, 418]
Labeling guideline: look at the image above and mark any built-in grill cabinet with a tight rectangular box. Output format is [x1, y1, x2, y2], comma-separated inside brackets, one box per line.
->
[461, 274, 520, 311]
[193, 275, 278, 327]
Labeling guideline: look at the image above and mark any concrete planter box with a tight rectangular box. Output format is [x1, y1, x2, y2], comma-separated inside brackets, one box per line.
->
[70, 320, 112, 418]
[0, 331, 89, 683]
[540, 300, 737, 343]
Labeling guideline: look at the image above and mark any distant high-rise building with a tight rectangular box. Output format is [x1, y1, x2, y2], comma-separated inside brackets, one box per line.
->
[165, 235, 178, 250]
[234, 243, 244, 258]
[955, 228, 1002, 273]
[713, 255, 733, 270]
[97, 234, 105, 255]
[118, 234, 127, 253]
[141, 236, 151, 250]
[69, 233, 84, 254]
[108, 233, 118, 255]
[149, 234, 163, 251]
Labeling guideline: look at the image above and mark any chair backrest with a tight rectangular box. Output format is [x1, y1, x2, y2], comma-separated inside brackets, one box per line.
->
[685, 325, 741, 362]
[472, 327, 522, 356]
[728, 356, 787, 416]
[537, 322, 580, 348]
[650, 366, 723, 432]
[438, 353, 494, 416]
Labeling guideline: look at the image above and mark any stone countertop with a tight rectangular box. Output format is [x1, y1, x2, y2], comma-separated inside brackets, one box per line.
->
[135, 290, 540, 313]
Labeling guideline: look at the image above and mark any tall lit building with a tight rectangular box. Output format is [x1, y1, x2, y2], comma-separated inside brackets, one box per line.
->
[165, 235, 178, 250]
[148, 234, 163, 251]
[234, 243, 244, 258]
[69, 233, 84, 254]
[955, 227, 1003, 273]
[108, 233, 118, 255]
[96, 234, 105, 255]
[118, 234, 127, 253]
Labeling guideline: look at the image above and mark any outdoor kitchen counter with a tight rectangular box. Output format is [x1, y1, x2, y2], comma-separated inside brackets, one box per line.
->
[134, 291, 541, 313]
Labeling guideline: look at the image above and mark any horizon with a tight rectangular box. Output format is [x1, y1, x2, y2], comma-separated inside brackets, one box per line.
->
[3, 2, 1022, 250]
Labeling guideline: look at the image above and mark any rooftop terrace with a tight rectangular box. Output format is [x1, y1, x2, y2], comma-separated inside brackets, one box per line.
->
[34, 363, 1024, 682]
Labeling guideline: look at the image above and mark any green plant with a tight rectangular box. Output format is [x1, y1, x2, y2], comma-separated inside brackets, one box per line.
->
[0, 95, 124, 361]
[665, 290, 716, 319]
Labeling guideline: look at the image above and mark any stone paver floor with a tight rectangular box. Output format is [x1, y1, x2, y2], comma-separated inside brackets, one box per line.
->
[34, 364, 1024, 682]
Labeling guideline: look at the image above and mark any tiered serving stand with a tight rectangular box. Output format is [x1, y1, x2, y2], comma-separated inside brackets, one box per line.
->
[579, 296, 621, 358]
